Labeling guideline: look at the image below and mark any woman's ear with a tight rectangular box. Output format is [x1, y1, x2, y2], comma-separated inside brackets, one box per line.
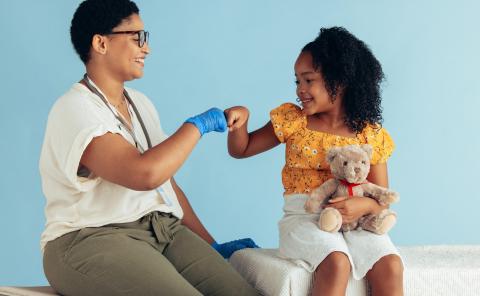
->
[91, 34, 107, 55]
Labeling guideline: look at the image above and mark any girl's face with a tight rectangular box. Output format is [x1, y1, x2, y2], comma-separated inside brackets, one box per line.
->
[104, 13, 150, 81]
[294, 51, 341, 116]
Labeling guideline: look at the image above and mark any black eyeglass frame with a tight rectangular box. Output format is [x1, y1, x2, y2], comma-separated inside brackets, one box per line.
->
[107, 30, 149, 48]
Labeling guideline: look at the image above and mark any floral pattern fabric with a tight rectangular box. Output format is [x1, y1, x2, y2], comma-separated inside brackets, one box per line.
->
[270, 103, 395, 195]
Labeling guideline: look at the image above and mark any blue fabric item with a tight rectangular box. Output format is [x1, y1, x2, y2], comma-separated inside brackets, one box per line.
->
[211, 238, 260, 259]
[185, 107, 227, 136]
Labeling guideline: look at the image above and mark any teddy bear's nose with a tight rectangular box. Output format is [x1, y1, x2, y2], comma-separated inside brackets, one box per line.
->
[354, 167, 361, 174]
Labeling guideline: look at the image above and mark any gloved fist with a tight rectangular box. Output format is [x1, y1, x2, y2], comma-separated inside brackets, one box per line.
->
[211, 238, 259, 259]
[185, 107, 227, 136]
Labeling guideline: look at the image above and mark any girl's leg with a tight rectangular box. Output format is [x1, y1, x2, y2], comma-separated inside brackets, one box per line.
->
[311, 251, 351, 296]
[366, 254, 404, 296]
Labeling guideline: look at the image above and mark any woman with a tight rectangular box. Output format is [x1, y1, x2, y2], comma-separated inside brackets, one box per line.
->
[40, 0, 260, 295]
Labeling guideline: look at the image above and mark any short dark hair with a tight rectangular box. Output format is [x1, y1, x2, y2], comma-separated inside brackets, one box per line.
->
[302, 27, 385, 133]
[70, 0, 139, 64]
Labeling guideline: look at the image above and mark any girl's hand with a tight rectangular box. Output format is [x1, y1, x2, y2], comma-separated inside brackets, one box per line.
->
[224, 106, 249, 132]
[323, 196, 377, 224]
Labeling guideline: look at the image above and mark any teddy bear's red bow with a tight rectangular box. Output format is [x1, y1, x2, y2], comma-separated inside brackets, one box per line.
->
[339, 179, 366, 197]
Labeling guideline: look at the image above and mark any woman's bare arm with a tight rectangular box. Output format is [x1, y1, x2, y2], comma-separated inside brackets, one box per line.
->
[170, 177, 215, 243]
[80, 123, 200, 191]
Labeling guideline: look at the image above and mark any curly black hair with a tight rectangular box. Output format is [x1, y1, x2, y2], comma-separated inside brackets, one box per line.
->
[302, 27, 385, 133]
[70, 0, 139, 64]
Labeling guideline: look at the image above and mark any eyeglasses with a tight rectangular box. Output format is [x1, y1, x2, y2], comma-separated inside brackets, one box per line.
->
[108, 30, 149, 48]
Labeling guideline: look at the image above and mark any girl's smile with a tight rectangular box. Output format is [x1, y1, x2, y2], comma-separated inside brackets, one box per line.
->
[294, 51, 342, 116]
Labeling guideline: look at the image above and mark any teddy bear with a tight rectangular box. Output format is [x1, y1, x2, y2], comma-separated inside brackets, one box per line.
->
[304, 144, 399, 235]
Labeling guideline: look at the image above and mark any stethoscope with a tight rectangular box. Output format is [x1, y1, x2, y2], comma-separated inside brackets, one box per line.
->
[81, 74, 173, 206]
[81, 74, 152, 153]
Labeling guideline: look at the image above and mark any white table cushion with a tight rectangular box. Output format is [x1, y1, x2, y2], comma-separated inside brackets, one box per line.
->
[401, 245, 480, 296]
[230, 248, 367, 296]
[230, 245, 480, 296]
[0, 286, 58, 296]
[2, 245, 479, 296]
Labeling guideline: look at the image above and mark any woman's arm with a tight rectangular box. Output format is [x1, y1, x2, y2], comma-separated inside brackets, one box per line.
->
[81, 123, 201, 191]
[81, 108, 227, 191]
[172, 177, 258, 257]
[170, 177, 215, 243]
[225, 106, 280, 158]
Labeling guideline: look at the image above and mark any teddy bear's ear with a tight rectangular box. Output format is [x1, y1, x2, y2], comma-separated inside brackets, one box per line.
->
[360, 144, 373, 159]
[326, 147, 340, 164]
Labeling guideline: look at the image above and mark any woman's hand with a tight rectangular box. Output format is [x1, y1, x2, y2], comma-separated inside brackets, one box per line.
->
[224, 106, 249, 132]
[211, 238, 259, 258]
[323, 196, 378, 224]
[185, 107, 227, 136]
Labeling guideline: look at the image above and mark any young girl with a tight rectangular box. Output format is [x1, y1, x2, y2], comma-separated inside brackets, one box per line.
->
[225, 27, 404, 296]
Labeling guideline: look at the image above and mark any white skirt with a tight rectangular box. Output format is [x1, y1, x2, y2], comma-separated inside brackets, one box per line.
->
[278, 194, 402, 280]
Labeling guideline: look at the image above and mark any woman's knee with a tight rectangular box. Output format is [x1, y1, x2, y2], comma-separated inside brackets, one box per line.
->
[318, 251, 351, 275]
[371, 254, 404, 278]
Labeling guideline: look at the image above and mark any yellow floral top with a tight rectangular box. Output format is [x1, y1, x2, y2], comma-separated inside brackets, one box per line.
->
[270, 103, 395, 195]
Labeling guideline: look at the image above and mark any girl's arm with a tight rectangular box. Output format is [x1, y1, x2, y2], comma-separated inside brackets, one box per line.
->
[225, 106, 280, 158]
[368, 163, 389, 188]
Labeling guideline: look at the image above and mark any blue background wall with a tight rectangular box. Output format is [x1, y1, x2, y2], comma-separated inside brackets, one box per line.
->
[1, 0, 478, 286]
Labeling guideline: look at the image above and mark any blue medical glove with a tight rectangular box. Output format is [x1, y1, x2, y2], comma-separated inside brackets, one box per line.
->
[185, 107, 227, 136]
[211, 238, 260, 259]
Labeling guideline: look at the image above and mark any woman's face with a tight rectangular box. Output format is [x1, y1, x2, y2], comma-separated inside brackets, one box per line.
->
[294, 51, 340, 116]
[105, 13, 150, 81]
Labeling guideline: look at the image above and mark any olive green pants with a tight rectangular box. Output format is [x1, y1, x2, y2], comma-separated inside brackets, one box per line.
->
[43, 212, 260, 296]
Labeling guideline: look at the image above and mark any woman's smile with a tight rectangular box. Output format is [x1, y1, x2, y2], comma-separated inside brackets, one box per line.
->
[134, 57, 145, 66]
